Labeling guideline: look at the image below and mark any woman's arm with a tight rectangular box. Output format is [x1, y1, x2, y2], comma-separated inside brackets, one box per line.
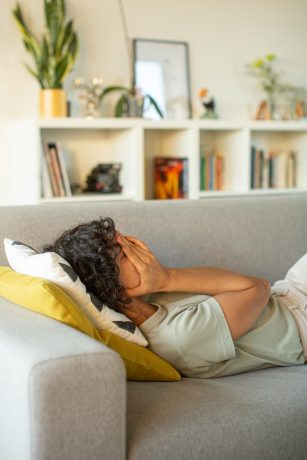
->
[165, 266, 266, 295]
[116, 233, 269, 297]
[117, 234, 271, 339]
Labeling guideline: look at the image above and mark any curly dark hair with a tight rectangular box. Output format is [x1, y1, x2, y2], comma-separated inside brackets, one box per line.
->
[41, 217, 131, 312]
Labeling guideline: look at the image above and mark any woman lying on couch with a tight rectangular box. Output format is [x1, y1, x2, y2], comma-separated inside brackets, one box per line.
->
[43, 217, 307, 378]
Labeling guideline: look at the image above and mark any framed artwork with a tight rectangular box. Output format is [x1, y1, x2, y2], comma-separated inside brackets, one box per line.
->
[133, 38, 192, 120]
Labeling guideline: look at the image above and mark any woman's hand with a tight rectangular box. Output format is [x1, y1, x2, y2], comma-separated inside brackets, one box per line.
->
[116, 233, 171, 297]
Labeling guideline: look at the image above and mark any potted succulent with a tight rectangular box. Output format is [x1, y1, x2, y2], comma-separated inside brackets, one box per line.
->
[99, 84, 164, 118]
[12, 0, 78, 117]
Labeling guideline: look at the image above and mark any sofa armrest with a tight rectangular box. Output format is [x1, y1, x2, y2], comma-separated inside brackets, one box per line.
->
[0, 297, 126, 460]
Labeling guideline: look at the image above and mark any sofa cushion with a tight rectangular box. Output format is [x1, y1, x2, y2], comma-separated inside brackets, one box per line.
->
[3, 238, 148, 346]
[0, 266, 181, 382]
[127, 367, 307, 460]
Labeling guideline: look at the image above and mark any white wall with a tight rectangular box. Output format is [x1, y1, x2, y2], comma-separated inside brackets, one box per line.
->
[1, 0, 307, 204]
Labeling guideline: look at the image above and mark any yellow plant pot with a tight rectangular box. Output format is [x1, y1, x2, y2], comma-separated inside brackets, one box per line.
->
[39, 89, 67, 118]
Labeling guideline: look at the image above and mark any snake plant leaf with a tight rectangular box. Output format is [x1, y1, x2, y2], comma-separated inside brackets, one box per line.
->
[68, 31, 78, 61]
[46, 0, 64, 54]
[12, 4, 40, 59]
[36, 35, 49, 88]
[60, 0, 65, 18]
[64, 33, 78, 80]
[145, 94, 164, 118]
[24, 63, 44, 87]
[115, 94, 129, 117]
[54, 54, 69, 88]
[44, 0, 51, 30]
[21, 36, 39, 62]
[56, 19, 73, 55]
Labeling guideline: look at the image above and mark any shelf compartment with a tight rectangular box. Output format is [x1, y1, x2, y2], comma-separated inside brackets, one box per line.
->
[199, 129, 249, 194]
[41, 127, 141, 200]
[250, 130, 307, 190]
[144, 128, 193, 200]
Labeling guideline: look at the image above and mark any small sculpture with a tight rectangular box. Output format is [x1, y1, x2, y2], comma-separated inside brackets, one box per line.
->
[74, 77, 104, 118]
[199, 88, 218, 119]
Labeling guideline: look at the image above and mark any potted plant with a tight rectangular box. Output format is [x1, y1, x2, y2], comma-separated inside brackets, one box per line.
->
[99, 85, 164, 118]
[12, 0, 78, 117]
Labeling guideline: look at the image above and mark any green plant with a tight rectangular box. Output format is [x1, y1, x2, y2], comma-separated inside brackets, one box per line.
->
[12, 0, 78, 89]
[247, 53, 283, 102]
[99, 85, 164, 118]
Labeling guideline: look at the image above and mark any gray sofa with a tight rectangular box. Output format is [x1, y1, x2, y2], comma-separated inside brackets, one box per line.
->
[1, 193, 307, 460]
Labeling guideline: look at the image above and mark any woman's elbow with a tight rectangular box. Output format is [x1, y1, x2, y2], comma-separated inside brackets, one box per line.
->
[258, 278, 271, 302]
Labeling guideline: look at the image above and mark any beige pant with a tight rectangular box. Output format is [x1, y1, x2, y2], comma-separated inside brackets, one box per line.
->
[271, 252, 307, 362]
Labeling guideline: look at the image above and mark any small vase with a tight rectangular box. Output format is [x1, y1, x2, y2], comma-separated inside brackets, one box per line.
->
[127, 95, 144, 118]
[39, 89, 67, 118]
[267, 93, 278, 120]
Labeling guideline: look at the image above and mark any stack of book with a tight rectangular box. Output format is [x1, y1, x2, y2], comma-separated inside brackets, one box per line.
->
[154, 157, 188, 199]
[200, 151, 224, 191]
[42, 142, 72, 198]
[250, 146, 297, 189]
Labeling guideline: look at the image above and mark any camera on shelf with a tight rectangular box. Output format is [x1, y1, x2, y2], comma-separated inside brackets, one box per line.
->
[83, 163, 123, 194]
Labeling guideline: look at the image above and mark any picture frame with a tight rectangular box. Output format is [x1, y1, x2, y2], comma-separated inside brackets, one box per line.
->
[133, 38, 192, 120]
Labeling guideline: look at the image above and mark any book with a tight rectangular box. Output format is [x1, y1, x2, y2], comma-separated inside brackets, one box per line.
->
[42, 142, 72, 197]
[55, 142, 72, 196]
[277, 151, 288, 188]
[41, 142, 53, 198]
[259, 150, 264, 188]
[251, 146, 300, 190]
[200, 151, 224, 191]
[43, 142, 59, 196]
[254, 149, 259, 188]
[154, 157, 188, 199]
[182, 158, 189, 196]
[46, 143, 66, 197]
[200, 154, 205, 191]
[216, 154, 224, 190]
[268, 152, 274, 188]
[262, 152, 269, 189]
[286, 151, 297, 188]
[250, 146, 255, 188]
[292, 151, 297, 187]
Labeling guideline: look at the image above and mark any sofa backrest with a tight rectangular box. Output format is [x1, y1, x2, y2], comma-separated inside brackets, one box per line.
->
[0, 193, 306, 284]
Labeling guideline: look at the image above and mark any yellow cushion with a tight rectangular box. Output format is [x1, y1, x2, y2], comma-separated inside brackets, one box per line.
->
[0, 266, 181, 382]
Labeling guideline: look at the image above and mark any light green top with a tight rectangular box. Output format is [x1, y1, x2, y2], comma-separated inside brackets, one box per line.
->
[139, 291, 305, 378]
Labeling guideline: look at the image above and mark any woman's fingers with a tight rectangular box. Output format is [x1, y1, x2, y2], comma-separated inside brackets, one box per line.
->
[124, 238, 152, 260]
[116, 235, 144, 267]
[118, 234, 149, 258]
[125, 236, 151, 253]
[117, 234, 150, 267]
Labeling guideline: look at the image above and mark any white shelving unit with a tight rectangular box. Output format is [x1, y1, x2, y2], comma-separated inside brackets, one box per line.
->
[8, 118, 307, 205]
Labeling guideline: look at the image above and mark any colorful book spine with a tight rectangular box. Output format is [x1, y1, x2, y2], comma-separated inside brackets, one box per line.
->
[200, 151, 224, 191]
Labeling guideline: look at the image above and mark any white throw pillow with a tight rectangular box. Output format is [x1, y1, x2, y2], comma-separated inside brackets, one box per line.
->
[4, 238, 148, 346]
